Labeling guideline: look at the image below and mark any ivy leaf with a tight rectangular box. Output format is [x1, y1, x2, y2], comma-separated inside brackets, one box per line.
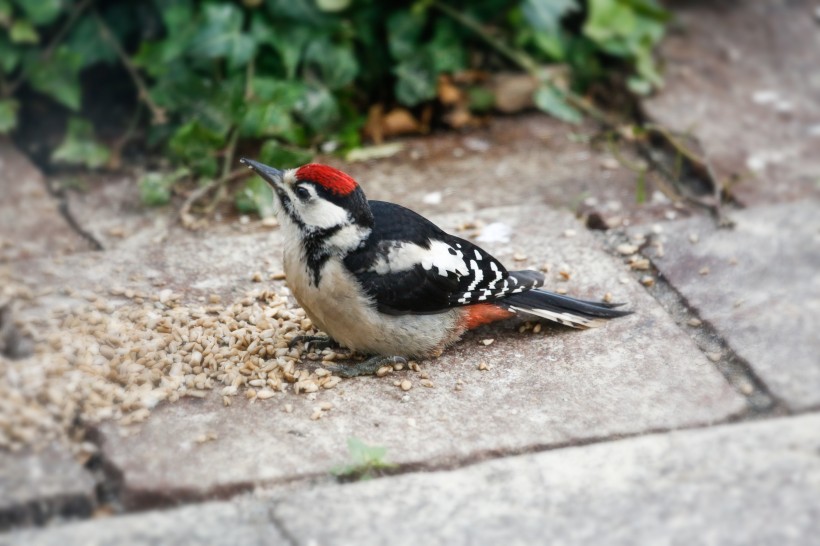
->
[258, 139, 313, 169]
[533, 85, 582, 124]
[12, 0, 62, 26]
[10, 19, 39, 44]
[303, 38, 358, 90]
[240, 78, 304, 141]
[25, 46, 83, 110]
[295, 85, 339, 133]
[427, 20, 467, 73]
[234, 177, 275, 216]
[255, 18, 311, 80]
[522, 0, 579, 33]
[168, 120, 224, 178]
[52, 118, 111, 169]
[387, 10, 425, 61]
[0, 34, 21, 74]
[138, 168, 189, 206]
[192, 3, 256, 69]
[394, 54, 437, 106]
[0, 99, 19, 133]
[66, 17, 116, 68]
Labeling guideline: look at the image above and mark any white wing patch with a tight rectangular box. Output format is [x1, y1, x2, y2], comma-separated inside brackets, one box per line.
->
[370, 240, 468, 278]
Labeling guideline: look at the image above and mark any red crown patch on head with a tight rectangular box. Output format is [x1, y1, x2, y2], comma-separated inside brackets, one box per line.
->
[295, 164, 358, 196]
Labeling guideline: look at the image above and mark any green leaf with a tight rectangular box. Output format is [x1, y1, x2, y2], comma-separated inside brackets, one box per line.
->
[12, 0, 62, 26]
[192, 3, 256, 69]
[52, 118, 111, 169]
[258, 140, 313, 169]
[522, 0, 579, 33]
[295, 85, 339, 133]
[138, 168, 189, 206]
[10, 19, 39, 44]
[0, 34, 21, 74]
[25, 46, 83, 110]
[65, 17, 116, 68]
[254, 19, 311, 80]
[302, 38, 358, 90]
[240, 78, 304, 140]
[168, 121, 225, 178]
[394, 55, 437, 106]
[387, 10, 425, 61]
[234, 177, 275, 217]
[315, 0, 351, 13]
[0, 99, 18, 133]
[427, 20, 467, 73]
[533, 85, 582, 124]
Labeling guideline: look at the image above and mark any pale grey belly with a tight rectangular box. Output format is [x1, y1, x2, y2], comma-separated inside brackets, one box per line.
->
[284, 252, 464, 357]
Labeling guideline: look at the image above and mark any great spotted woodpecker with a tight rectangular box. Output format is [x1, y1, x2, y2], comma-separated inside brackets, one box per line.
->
[240, 158, 630, 376]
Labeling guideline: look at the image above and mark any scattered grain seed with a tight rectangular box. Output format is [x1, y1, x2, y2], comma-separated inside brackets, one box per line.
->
[706, 351, 722, 362]
[481, 339, 494, 346]
[602, 292, 613, 304]
[640, 276, 655, 287]
[555, 287, 568, 295]
[420, 379, 434, 388]
[270, 272, 287, 281]
[400, 380, 412, 391]
[513, 253, 527, 261]
[687, 318, 703, 327]
[283, 404, 294, 413]
[392, 362, 404, 371]
[689, 233, 700, 244]
[478, 361, 489, 371]
[630, 258, 650, 271]
[616, 243, 638, 255]
[376, 366, 392, 377]
[533, 323, 542, 334]
[563, 229, 576, 238]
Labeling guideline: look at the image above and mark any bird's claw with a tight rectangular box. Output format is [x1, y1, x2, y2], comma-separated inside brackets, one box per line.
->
[326, 355, 407, 378]
[289, 334, 339, 352]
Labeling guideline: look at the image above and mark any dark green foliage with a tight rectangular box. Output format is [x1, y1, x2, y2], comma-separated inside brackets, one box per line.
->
[0, 0, 667, 208]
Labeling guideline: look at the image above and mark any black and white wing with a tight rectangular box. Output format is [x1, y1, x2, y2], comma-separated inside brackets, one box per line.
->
[343, 201, 543, 314]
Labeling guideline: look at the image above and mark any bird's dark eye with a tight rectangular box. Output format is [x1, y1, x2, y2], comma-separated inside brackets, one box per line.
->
[294, 185, 311, 201]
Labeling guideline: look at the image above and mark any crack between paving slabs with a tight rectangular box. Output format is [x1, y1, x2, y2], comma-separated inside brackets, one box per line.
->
[596, 229, 786, 418]
[43, 175, 105, 251]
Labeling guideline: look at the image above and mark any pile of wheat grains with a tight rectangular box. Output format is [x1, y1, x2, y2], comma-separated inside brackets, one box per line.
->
[0, 275, 345, 452]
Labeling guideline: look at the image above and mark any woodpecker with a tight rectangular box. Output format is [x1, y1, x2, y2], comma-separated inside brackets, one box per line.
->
[240, 159, 631, 377]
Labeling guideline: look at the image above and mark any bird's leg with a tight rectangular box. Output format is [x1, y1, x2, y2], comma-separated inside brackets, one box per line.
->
[326, 355, 407, 378]
[289, 334, 340, 353]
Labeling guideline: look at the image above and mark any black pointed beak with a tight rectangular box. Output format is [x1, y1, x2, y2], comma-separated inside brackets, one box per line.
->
[240, 158, 283, 188]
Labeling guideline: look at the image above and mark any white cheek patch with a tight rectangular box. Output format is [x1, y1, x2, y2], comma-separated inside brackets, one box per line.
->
[326, 225, 371, 252]
[300, 198, 351, 230]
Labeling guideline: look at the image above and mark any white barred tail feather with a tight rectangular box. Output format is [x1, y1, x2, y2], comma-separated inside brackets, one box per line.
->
[502, 289, 631, 329]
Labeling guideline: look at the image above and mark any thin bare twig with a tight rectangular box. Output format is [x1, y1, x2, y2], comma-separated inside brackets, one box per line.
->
[93, 9, 167, 124]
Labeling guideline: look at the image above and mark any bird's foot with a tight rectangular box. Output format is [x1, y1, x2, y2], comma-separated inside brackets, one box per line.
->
[289, 334, 339, 353]
[326, 355, 407, 378]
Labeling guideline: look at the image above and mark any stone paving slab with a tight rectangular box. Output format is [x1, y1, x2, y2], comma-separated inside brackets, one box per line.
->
[267, 413, 820, 546]
[0, 446, 95, 529]
[12, 204, 745, 508]
[3, 496, 285, 546]
[12, 414, 819, 545]
[643, 0, 820, 206]
[0, 140, 92, 262]
[633, 201, 820, 411]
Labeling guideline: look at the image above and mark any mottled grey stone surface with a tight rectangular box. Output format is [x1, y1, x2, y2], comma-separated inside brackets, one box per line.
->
[0, 140, 91, 262]
[3, 497, 285, 546]
[643, 0, 820, 206]
[13, 205, 744, 507]
[0, 446, 96, 529]
[636, 201, 820, 411]
[270, 414, 820, 546]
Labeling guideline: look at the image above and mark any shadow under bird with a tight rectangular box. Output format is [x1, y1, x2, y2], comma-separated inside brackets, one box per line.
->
[240, 158, 631, 376]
